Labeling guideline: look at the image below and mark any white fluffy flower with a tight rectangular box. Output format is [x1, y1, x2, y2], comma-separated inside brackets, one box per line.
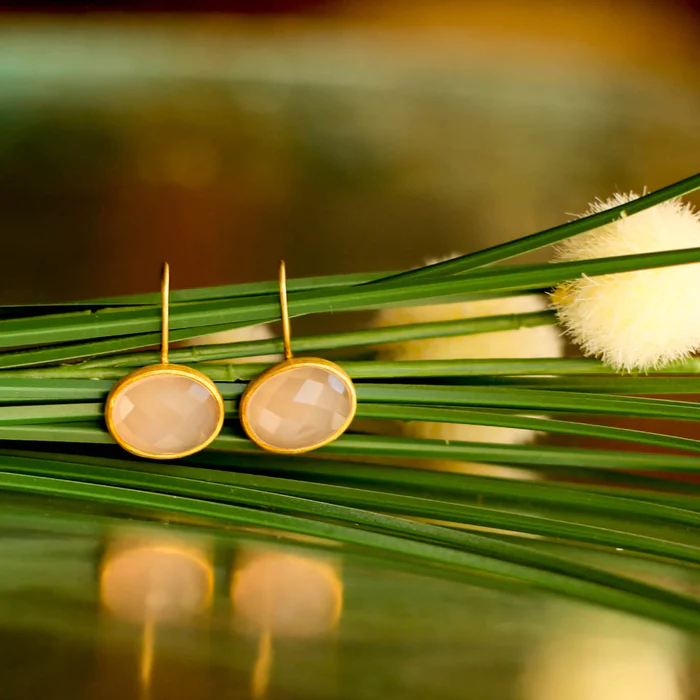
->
[551, 193, 700, 371]
[373, 292, 564, 476]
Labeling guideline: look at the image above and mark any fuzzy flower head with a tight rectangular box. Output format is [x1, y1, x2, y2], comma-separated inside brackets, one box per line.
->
[551, 193, 700, 371]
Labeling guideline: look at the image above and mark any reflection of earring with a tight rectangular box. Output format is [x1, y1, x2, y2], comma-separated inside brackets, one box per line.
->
[240, 261, 357, 454]
[100, 536, 214, 700]
[231, 548, 343, 699]
[105, 263, 224, 459]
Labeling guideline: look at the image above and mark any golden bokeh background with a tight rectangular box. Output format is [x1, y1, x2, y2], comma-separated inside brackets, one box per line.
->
[0, 0, 698, 304]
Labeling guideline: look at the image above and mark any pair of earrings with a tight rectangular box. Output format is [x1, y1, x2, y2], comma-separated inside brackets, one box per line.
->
[105, 262, 357, 460]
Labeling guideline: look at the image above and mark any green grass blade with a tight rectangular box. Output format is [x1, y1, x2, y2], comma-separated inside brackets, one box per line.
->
[2, 398, 697, 456]
[0, 403, 103, 425]
[315, 433, 700, 472]
[1, 247, 699, 350]
[13, 446, 700, 529]
[0, 380, 245, 403]
[353, 384, 700, 420]
[17, 452, 693, 568]
[137, 465, 700, 567]
[1, 458, 699, 631]
[356, 404, 700, 453]
[10, 357, 700, 383]
[3, 422, 700, 472]
[471, 376, 700, 394]
[1, 376, 698, 423]
[78, 270, 391, 306]
[77, 311, 556, 369]
[0, 323, 243, 370]
[33, 356, 700, 377]
[367, 172, 700, 285]
[5, 452, 700, 570]
[0, 380, 115, 402]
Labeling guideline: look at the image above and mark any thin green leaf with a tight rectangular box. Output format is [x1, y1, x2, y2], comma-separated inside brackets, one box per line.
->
[3, 422, 700, 472]
[0, 323, 244, 370]
[367, 172, 700, 284]
[469, 376, 700, 394]
[78, 311, 556, 370]
[1, 459, 700, 631]
[77, 270, 390, 306]
[14, 451, 692, 568]
[0, 380, 244, 403]
[315, 433, 700, 472]
[126, 462, 700, 567]
[354, 384, 700, 421]
[1, 247, 700, 350]
[37, 447, 700, 530]
[357, 404, 700, 453]
[0, 403, 103, 425]
[3, 398, 699, 456]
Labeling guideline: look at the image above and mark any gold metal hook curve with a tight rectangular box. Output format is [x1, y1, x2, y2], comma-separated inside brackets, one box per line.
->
[279, 261, 292, 361]
[161, 262, 169, 365]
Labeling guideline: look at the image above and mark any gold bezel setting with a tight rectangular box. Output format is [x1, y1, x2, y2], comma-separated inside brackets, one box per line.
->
[105, 365, 225, 461]
[239, 357, 357, 455]
[104, 263, 225, 460]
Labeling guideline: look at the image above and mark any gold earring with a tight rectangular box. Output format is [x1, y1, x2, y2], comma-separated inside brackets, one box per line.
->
[239, 261, 357, 454]
[105, 263, 225, 459]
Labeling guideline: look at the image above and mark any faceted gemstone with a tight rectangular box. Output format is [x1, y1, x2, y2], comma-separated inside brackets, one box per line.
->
[243, 365, 354, 451]
[110, 373, 221, 457]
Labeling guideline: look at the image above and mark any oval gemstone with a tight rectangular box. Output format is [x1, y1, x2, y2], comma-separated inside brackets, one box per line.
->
[110, 372, 221, 457]
[242, 364, 354, 452]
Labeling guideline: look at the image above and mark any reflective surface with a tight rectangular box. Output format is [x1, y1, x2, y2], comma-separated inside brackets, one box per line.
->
[0, 491, 697, 700]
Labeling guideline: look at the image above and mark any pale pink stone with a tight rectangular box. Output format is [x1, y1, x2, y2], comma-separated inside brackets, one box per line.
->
[111, 373, 221, 456]
[243, 365, 353, 451]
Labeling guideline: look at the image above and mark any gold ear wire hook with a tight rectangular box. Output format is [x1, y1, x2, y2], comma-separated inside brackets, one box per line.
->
[161, 262, 169, 365]
[279, 261, 292, 361]
[239, 261, 356, 454]
[105, 261, 224, 460]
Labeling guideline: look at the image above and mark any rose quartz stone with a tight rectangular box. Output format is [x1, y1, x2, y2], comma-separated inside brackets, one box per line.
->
[111, 373, 221, 456]
[243, 365, 353, 451]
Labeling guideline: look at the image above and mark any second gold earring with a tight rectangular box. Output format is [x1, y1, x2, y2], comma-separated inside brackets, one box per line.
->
[239, 262, 357, 454]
